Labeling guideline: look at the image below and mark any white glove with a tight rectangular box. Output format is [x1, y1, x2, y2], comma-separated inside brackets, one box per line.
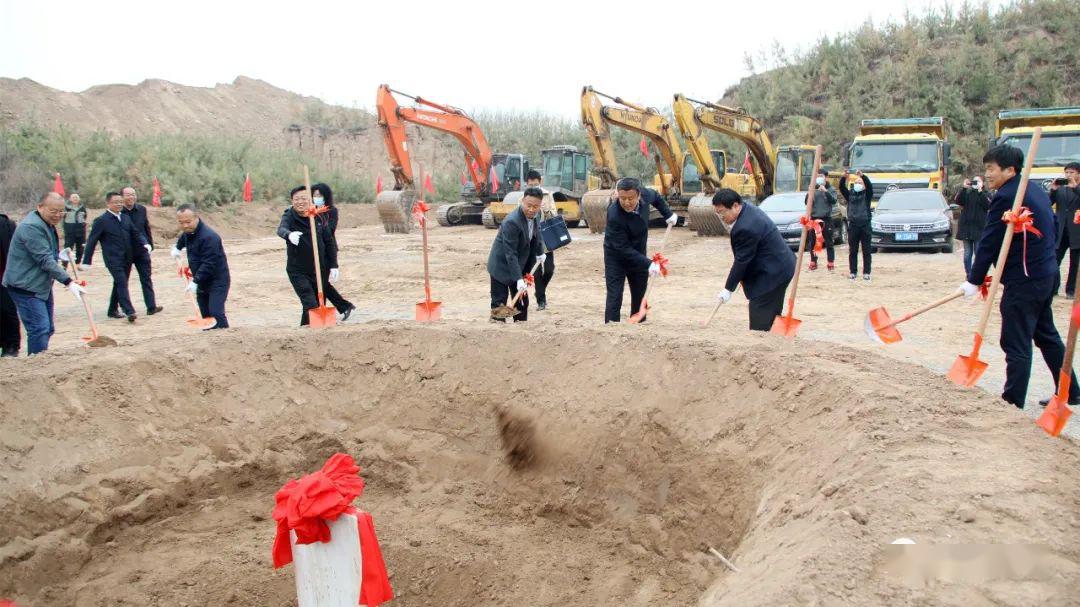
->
[329, 268, 340, 284]
[288, 231, 302, 246]
[185, 282, 198, 294]
[717, 289, 732, 304]
[170, 246, 182, 259]
[58, 249, 71, 262]
[516, 279, 527, 291]
[666, 213, 679, 227]
[67, 281, 87, 300]
[536, 254, 547, 267]
[648, 262, 662, 277]
[78, 264, 91, 272]
[959, 281, 981, 298]
[144, 244, 153, 254]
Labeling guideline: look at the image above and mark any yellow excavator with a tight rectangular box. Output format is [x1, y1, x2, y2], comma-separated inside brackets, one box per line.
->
[580, 86, 685, 234]
[484, 145, 596, 228]
[674, 94, 823, 236]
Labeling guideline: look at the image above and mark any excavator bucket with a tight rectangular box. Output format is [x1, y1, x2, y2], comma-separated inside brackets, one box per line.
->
[687, 193, 729, 236]
[376, 189, 418, 234]
[581, 189, 616, 234]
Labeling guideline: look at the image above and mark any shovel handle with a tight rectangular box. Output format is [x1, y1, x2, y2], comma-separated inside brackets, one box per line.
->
[303, 165, 325, 305]
[66, 249, 99, 338]
[702, 301, 723, 327]
[887, 291, 965, 329]
[783, 146, 824, 322]
[508, 258, 543, 307]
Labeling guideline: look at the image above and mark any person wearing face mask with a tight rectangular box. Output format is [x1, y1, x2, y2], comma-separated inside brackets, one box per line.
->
[1051, 162, 1080, 298]
[954, 175, 991, 276]
[807, 170, 837, 271]
[309, 183, 355, 320]
[839, 170, 874, 280]
[277, 185, 344, 326]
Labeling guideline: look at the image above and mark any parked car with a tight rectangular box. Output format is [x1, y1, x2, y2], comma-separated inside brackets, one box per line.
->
[870, 190, 958, 252]
[759, 192, 845, 250]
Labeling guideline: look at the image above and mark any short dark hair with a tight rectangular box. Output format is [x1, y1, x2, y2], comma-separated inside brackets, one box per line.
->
[176, 203, 197, 214]
[526, 169, 541, 181]
[615, 177, 641, 192]
[105, 191, 122, 201]
[711, 188, 742, 208]
[1065, 162, 1080, 173]
[290, 185, 308, 199]
[522, 186, 544, 200]
[983, 145, 1023, 173]
[311, 183, 334, 205]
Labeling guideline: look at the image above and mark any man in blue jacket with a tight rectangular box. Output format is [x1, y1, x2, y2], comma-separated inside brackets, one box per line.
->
[712, 189, 796, 330]
[602, 178, 675, 323]
[958, 145, 1077, 408]
[171, 204, 230, 329]
[81, 191, 148, 322]
[121, 186, 162, 315]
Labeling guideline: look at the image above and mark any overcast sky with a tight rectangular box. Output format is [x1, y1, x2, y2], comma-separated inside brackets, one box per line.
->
[1, 0, 1007, 119]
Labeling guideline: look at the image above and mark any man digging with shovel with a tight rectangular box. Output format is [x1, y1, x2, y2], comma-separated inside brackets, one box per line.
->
[278, 185, 342, 327]
[171, 204, 230, 330]
[488, 186, 544, 322]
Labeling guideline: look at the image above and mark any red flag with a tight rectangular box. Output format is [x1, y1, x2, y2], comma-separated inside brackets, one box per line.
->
[53, 173, 65, 197]
[242, 174, 253, 202]
[151, 177, 162, 207]
[489, 167, 500, 192]
[742, 151, 752, 173]
[375, 175, 383, 195]
[639, 136, 649, 158]
[423, 174, 434, 194]
[460, 172, 467, 186]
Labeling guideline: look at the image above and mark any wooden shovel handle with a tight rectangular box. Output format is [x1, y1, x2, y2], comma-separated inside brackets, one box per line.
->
[784, 145, 824, 319]
[303, 165, 325, 304]
[702, 301, 723, 327]
[887, 291, 965, 328]
[508, 258, 543, 307]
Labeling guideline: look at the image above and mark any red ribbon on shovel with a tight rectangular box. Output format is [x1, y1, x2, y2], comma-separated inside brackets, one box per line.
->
[523, 272, 535, 287]
[412, 200, 430, 226]
[800, 215, 824, 254]
[1002, 207, 1043, 277]
[651, 252, 670, 277]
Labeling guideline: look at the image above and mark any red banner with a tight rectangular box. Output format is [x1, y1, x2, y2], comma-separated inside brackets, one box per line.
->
[242, 174, 253, 203]
[52, 173, 65, 197]
[151, 177, 162, 207]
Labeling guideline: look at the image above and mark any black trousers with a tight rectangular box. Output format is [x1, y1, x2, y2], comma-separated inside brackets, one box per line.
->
[196, 280, 230, 329]
[999, 275, 1077, 407]
[106, 262, 136, 316]
[808, 217, 835, 264]
[848, 221, 872, 275]
[748, 280, 790, 331]
[0, 284, 20, 352]
[323, 283, 354, 312]
[1054, 231, 1079, 296]
[288, 269, 336, 326]
[604, 260, 648, 323]
[62, 228, 85, 267]
[534, 252, 555, 305]
[489, 275, 527, 322]
[132, 253, 157, 312]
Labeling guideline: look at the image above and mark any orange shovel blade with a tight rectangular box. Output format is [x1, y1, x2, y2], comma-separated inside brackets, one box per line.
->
[947, 354, 987, 387]
[186, 317, 217, 329]
[415, 299, 442, 322]
[770, 314, 801, 338]
[307, 305, 337, 328]
[1036, 397, 1073, 437]
[627, 300, 650, 324]
[865, 307, 902, 344]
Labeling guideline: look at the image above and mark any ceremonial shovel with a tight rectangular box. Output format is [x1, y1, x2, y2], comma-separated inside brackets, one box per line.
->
[771, 145, 823, 337]
[628, 223, 673, 324]
[491, 258, 543, 320]
[66, 253, 116, 347]
[302, 165, 337, 328]
[414, 166, 442, 322]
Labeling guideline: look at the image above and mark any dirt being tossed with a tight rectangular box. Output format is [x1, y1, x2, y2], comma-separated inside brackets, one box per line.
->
[495, 403, 540, 470]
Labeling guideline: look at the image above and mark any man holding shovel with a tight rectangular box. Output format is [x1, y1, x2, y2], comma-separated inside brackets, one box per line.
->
[171, 204, 230, 329]
[958, 145, 1077, 408]
[487, 186, 544, 322]
[603, 178, 674, 323]
[278, 186, 341, 326]
[712, 189, 795, 331]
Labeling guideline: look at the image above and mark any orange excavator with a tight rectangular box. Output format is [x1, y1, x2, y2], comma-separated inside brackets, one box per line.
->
[374, 84, 529, 232]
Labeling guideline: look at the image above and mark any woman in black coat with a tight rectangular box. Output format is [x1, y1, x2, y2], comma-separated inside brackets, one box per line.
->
[955, 177, 991, 275]
[310, 183, 355, 320]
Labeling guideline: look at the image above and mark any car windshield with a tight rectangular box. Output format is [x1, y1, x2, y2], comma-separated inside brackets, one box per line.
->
[760, 195, 808, 212]
[999, 132, 1080, 168]
[849, 141, 938, 173]
[876, 193, 945, 211]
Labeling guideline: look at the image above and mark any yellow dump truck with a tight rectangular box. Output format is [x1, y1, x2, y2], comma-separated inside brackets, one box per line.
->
[992, 107, 1080, 191]
[842, 117, 950, 202]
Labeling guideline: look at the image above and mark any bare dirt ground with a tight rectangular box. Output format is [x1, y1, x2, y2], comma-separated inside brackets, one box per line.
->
[2, 203, 1078, 606]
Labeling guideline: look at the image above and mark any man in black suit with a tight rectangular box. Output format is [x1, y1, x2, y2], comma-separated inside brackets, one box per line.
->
[603, 178, 674, 323]
[121, 186, 162, 314]
[277, 185, 342, 326]
[712, 188, 796, 331]
[487, 186, 544, 322]
[81, 191, 149, 322]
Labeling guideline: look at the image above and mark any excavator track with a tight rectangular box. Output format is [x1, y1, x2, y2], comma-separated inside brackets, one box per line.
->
[581, 189, 615, 234]
[482, 207, 498, 229]
[375, 189, 418, 234]
[688, 194, 729, 236]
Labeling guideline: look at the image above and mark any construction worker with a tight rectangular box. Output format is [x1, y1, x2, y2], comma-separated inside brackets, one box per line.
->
[171, 204, 230, 329]
[487, 186, 543, 322]
[524, 170, 555, 311]
[0, 210, 20, 356]
[712, 188, 795, 331]
[120, 186, 163, 315]
[2, 192, 86, 355]
[61, 193, 87, 269]
[807, 170, 837, 271]
[310, 183, 355, 320]
[839, 170, 874, 280]
[603, 177, 676, 323]
[278, 185, 341, 326]
[81, 191, 148, 323]
[1051, 162, 1080, 298]
[959, 145, 1077, 408]
[955, 175, 991, 275]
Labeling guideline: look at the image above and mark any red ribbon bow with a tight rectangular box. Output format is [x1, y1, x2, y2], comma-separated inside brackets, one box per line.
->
[523, 273, 535, 287]
[271, 453, 393, 607]
[307, 205, 330, 218]
[651, 252, 670, 277]
[76, 279, 87, 287]
[1002, 206, 1043, 277]
[412, 200, 430, 225]
[182, 267, 193, 280]
[800, 215, 825, 253]
[979, 275, 992, 300]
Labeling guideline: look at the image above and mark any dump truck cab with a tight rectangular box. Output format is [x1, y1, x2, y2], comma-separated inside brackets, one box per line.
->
[843, 117, 950, 203]
[992, 107, 1080, 191]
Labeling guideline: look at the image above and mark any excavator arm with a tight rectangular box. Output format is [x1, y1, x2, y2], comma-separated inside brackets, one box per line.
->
[691, 100, 775, 199]
[580, 87, 619, 189]
[673, 94, 723, 194]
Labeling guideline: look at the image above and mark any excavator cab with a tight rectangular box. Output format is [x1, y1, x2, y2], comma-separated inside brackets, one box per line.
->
[542, 145, 592, 197]
[773, 146, 818, 193]
[487, 146, 592, 228]
[682, 150, 727, 195]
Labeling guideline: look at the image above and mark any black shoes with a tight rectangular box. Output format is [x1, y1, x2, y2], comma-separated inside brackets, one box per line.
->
[1, 347, 18, 358]
[147, 306, 164, 315]
[127, 314, 137, 323]
[340, 305, 355, 322]
[537, 301, 547, 311]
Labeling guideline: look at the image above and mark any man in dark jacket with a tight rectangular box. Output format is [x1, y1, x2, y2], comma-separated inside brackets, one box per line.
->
[807, 170, 837, 271]
[81, 191, 148, 322]
[0, 211, 20, 356]
[278, 185, 343, 326]
[487, 186, 543, 322]
[1051, 162, 1080, 298]
[310, 182, 354, 320]
[171, 204, 230, 329]
[121, 186, 162, 315]
[839, 170, 874, 280]
[954, 176, 991, 275]
[62, 193, 87, 269]
[603, 178, 673, 323]
[713, 188, 796, 331]
[959, 145, 1077, 408]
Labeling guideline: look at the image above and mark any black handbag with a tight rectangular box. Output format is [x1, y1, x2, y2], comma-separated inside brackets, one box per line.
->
[540, 215, 571, 251]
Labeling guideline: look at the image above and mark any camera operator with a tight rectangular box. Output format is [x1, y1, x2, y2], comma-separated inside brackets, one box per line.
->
[954, 175, 991, 275]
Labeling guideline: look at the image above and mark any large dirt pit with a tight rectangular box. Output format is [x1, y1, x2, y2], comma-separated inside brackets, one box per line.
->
[2, 323, 1078, 606]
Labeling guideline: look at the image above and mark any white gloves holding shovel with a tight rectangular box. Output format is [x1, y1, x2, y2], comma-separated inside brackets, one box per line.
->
[288, 231, 302, 246]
